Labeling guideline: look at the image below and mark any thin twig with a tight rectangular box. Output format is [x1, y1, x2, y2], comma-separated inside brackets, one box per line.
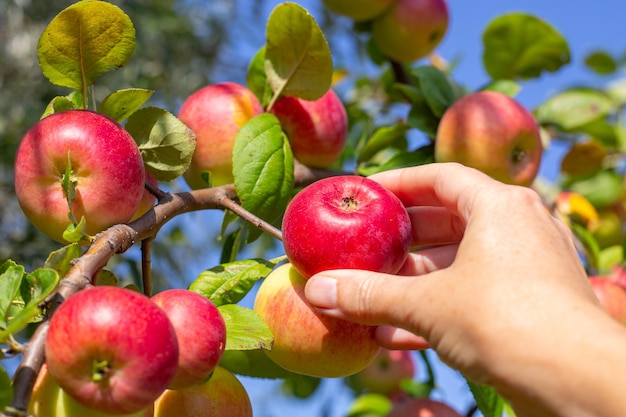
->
[141, 237, 154, 297]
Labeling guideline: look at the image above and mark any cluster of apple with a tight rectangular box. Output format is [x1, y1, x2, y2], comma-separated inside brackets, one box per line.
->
[28, 286, 252, 417]
[178, 81, 348, 189]
[322, 0, 450, 64]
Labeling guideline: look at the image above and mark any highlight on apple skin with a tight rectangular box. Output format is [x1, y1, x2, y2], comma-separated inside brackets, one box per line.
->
[44, 286, 179, 415]
[372, 0, 449, 64]
[281, 175, 412, 279]
[254, 263, 381, 378]
[271, 88, 348, 169]
[178, 81, 263, 188]
[14, 109, 146, 244]
[434, 90, 543, 187]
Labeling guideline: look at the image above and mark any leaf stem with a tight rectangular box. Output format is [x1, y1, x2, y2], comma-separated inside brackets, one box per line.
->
[218, 195, 283, 241]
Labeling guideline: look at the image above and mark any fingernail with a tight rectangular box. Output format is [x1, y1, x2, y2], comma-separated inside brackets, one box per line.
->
[305, 276, 338, 309]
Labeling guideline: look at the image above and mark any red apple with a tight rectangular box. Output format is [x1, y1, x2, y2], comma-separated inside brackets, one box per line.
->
[372, 0, 449, 63]
[589, 276, 626, 326]
[14, 109, 145, 243]
[153, 366, 253, 417]
[281, 175, 412, 279]
[254, 263, 380, 378]
[178, 82, 263, 188]
[151, 289, 227, 390]
[322, 0, 394, 21]
[130, 172, 159, 222]
[387, 397, 462, 417]
[271, 89, 348, 168]
[45, 286, 179, 414]
[29, 364, 152, 417]
[352, 349, 416, 396]
[435, 91, 543, 186]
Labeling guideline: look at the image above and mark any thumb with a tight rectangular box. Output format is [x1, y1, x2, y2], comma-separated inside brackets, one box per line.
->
[304, 269, 426, 330]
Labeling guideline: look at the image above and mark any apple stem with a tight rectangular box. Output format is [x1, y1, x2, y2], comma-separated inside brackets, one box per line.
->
[218, 196, 283, 241]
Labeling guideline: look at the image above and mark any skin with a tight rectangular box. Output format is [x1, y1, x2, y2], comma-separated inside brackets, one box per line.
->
[435, 91, 543, 186]
[254, 263, 380, 378]
[178, 82, 263, 188]
[305, 163, 626, 417]
[271, 89, 348, 168]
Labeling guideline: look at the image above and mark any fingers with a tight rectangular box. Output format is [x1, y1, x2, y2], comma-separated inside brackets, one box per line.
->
[397, 244, 458, 276]
[375, 326, 430, 350]
[407, 206, 465, 245]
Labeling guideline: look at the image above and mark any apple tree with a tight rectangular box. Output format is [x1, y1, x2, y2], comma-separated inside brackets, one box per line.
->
[1, 1, 626, 417]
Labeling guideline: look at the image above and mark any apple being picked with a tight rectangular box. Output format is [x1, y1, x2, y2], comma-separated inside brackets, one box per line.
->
[14, 109, 146, 243]
[254, 262, 380, 378]
[387, 397, 462, 417]
[589, 276, 626, 326]
[178, 81, 263, 188]
[153, 366, 253, 417]
[45, 286, 179, 415]
[372, 0, 449, 64]
[29, 365, 152, 417]
[151, 289, 227, 390]
[282, 175, 412, 279]
[435, 91, 543, 187]
[270, 89, 348, 168]
[322, 0, 394, 21]
[351, 349, 416, 395]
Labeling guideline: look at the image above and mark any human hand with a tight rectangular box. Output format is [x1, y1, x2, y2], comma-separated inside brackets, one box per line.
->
[304, 163, 626, 417]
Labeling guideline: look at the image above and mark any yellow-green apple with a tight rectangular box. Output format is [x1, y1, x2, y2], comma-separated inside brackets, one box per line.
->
[281, 175, 412, 279]
[351, 349, 416, 396]
[322, 0, 394, 22]
[387, 397, 462, 417]
[151, 289, 227, 390]
[591, 208, 625, 249]
[435, 91, 543, 186]
[553, 191, 599, 230]
[589, 276, 626, 326]
[270, 89, 348, 168]
[45, 286, 179, 414]
[153, 366, 253, 417]
[178, 82, 263, 188]
[372, 0, 449, 63]
[29, 364, 152, 417]
[14, 109, 145, 243]
[254, 263, 380, 378]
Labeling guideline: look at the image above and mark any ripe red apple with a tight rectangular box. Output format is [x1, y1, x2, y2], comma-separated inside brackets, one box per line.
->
[29, 364, 152, 417]
[281, 175, 412, 279]
[178, 82, 263, 188]
[589, 276, 626, 326]
[435, 91, 543, 187]
[254, 263, 380, 378]
[130, 172, 159, 222]
[151, 289, 227, 390]
[153, 366, 253, 417]
[322, 0, 394, 22]
[387, 397, 462, 417]
[14, 109, 145, 243]
[45, 286, 179, 415]
[372, 0, 449, 63]
[352, 349, 416, 396]
[270, 89, 348, 168]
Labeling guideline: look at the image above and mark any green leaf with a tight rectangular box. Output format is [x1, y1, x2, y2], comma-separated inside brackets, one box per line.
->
[220, 348, 301, 379]
[41, 96, 77, 118]
[358, 145, 435, 176]
[0, 366, 12, 410]
[189, 259, 276, 307]
[346, 393, 393, 417]
[218, 304, 273, 350]
[97, 88, 155, 122]
[571, 222, 600, 269]
[481, 79, 522, 97]
[358, 123, 410, 164]
[585, 50, 618, 75]
[535, 88, 616, 132]
[265, 2, 332, 102]
[126, 107, 197, 182]
[44, 243, 82, 278]
[232, 113, 294, 242]
[62, 215, 89, 244]
[466, 380, 506, 417]
[282, 375, 321, 399]
[220, 227, 246, 264]
[246, 46, 272, 107]
[0, 261, 25, 329]
[482, 13, 570, 80]
[409, 66, 461, 117]
[565, 169, 625, 209]
[37, 0, 135, 90]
